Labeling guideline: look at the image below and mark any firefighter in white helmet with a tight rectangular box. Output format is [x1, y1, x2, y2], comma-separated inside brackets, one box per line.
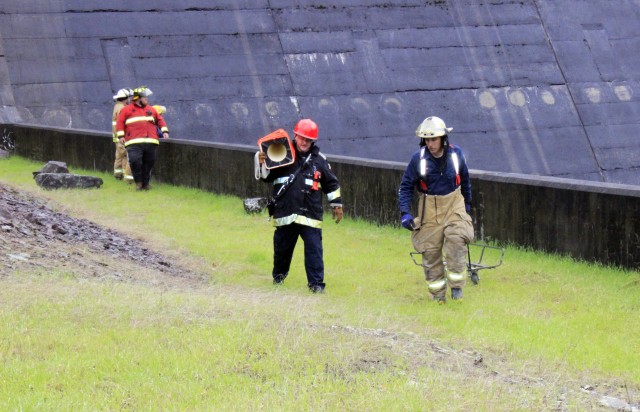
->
[398, 116, 474, 303]
[111, 88, 134, 182]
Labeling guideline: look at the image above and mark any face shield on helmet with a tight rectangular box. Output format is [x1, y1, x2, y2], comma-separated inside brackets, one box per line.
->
[293, 119, 318, 140]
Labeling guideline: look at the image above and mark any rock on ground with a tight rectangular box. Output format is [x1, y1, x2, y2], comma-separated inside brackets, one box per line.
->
[32, 160, 69, 176]
[34, 173, 103, 190]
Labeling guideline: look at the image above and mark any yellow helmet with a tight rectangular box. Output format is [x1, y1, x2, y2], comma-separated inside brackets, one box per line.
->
[133, 86, 153, 100]
[153, 105, 166, 115]
[415, 116, 452, 138]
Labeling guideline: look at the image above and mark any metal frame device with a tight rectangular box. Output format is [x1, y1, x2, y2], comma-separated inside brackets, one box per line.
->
[410, 242, 505, 285]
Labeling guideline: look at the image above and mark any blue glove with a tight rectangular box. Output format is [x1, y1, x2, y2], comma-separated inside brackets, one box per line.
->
[401, 213, 416, 231]
[465, 203, 471, 214]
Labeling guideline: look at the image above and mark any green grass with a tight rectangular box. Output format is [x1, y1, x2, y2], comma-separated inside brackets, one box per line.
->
[1, 156, 639, 410]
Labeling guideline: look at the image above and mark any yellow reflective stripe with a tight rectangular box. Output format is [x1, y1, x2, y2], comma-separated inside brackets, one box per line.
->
[160, 127, 169, 132]
[112, 137, 119, 142]
[113, 169, 123, 173]
[273, 214, 322, 228]
[124, 138, 160, 146]
[447, 271, 466, 282]
[111, 121, 117, 126]
[116, 131, 125, 137]
[428, 279, 446, 291]
[124, 175, 134, 180]
[274, 215, 297, 226]
[327, 188, 341, 201]
[125, 116, 154, 125]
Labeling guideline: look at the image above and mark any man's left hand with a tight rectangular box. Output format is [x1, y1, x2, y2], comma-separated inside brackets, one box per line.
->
[162, 132, 170, 139]
[332, 206, 343, 224]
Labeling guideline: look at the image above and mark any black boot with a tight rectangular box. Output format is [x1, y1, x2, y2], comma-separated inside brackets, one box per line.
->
[273, 272, 288, 285]
[451, 287, 463, 300]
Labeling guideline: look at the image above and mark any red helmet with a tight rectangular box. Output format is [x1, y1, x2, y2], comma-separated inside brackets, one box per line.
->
[293, 119, 318, 140]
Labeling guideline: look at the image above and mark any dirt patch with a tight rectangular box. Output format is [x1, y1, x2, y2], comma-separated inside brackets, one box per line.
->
[0, 183, 207, 287]
[324, 324, 639, 411]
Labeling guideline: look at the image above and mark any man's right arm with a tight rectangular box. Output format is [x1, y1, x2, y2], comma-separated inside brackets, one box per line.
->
[398, 156, 418, 215]
[254, 151, 270, 181]
[115, 106, 127, 143]
[398, 156, 419, 230]
[111, 105, 121, 140]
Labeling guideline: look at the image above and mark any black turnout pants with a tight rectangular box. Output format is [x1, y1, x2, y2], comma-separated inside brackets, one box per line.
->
[127, 143, 157, 186]
[273, 223, 325, 288]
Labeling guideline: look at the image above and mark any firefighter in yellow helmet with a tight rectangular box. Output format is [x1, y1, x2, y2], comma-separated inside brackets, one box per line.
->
[398, 116, 474, 303]
[111, 88, 134, 182]
[115, 87, 169, 190]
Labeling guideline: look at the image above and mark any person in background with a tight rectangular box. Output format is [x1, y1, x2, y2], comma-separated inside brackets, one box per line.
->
[254, 119, 343, 293]
[398, 116, 474, 304]
[111, 88, 134, 183]
[115, 87, 169, 191]
[152, 105, 167, 139]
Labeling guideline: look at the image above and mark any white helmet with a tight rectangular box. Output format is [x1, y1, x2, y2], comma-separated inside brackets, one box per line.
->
[415, 116, 453, 138]
[112, 88, 132, 102]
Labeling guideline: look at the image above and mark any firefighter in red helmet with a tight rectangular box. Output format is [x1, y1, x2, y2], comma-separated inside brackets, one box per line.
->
[254, 119, 343, 293]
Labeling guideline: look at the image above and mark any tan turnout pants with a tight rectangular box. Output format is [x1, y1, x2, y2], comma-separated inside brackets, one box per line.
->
[114, 142, 133, 181]
[411, 188, 474, 300]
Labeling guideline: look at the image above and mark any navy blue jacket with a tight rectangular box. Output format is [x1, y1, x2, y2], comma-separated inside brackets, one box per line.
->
[398, 144, 471, 215]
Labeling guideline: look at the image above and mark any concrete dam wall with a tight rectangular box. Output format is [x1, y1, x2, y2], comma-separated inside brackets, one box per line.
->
[5, 123, 640, 270]
[0, 1, 639, 184]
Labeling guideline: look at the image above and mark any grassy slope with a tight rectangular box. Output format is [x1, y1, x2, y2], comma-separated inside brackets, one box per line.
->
[1, 156, 638, 410]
